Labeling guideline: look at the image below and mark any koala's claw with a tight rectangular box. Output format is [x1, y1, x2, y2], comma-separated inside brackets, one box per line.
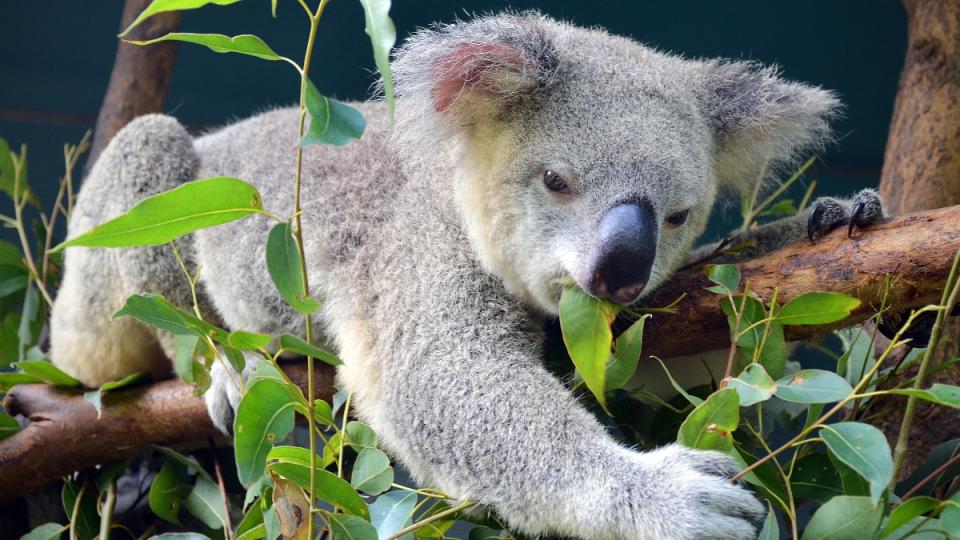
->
[808, 189, 884, 243]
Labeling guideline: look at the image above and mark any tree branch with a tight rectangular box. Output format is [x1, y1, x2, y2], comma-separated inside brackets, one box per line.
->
[2, 205, 960, 502]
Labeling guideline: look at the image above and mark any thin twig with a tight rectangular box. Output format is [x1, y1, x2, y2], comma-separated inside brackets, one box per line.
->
[99, 479, 117, 540]
[384, 500, 476, 540]
[208, 438, 234, 540]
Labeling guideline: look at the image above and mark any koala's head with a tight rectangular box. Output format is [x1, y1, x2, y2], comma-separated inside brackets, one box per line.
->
[392, 12, 839, 314]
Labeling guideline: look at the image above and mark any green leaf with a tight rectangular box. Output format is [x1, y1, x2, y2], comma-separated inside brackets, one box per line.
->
[148, 534, 213, 540]
[606, 314, 649, 390]
[301, 80, 366, 146]
[54, 177, 263, 251]
[653, 356, 703, 406]
[790, 453, 843, 504]
[234, 378, 301, 486]
[0, 138, 16, 201]
[0, 265, 28, 298]
[705, 264, 740, 294]
[757, 199, 797, 218]
[726, 364, 776, 406]
[84, 372, 151, 416]
[720, 294, 767, 349]
[12, 360, 81, 387]
[114, 294, 227, 341]
[369, 490, 416, 540]
[150, 446, 215, 483]
[174, 334, 211, 392]
[345, 421, 378, 450]
[0, 411, 19, 441]
[943, 495, 960, 537]
[149, 458, 192, 525]
[879, 497, 942, 539]
[223, 345, 246, 373]
[0, 372, 42, 391]
[776, 369, 853, 404]
[889, 384, 960, 408]
[228, 330, 272, 350]
[62, 481, 97, 540]
[800, 496, 883, 540]
[17, 283, 39, 362]
[757, 503, 779, 540]
[559, 284, 619, 410]
[20, 523, 67, 540]
[120, 0, 243, 37]
[777, 292, 860, 326]
[235, 498, 265, 538]
[184, 476, 228, 530]
[314, 399, 335, 426]
[677, 388, 739, 451]
[357, 0, 396, 119]
[351, 447, 394, 496]
[129, 33, 285, 61]
[267, 452, 369, 518]
[266, 222, 320, 314]
[0, 240, 25, 268]
[328, 513, 378, 540]
[820, 422, 893, 503]
[277, 333, 341, 365]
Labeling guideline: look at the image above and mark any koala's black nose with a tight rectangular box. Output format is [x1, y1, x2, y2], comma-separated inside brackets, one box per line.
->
[587, 201, 658, 304]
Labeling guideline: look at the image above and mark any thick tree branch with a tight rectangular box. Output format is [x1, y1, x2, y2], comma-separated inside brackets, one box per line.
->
[2, 205, 960, 501]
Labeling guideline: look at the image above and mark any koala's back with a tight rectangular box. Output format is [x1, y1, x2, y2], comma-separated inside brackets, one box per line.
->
[190, 101, 423, 336]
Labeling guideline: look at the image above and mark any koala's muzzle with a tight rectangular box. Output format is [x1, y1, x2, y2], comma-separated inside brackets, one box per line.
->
[586, 201, 657, 304]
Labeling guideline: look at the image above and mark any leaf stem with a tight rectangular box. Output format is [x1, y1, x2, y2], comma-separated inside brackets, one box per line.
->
[385, 500, 476, 540]
[892, 250, 960, 480]
[99, 479, 117, 540]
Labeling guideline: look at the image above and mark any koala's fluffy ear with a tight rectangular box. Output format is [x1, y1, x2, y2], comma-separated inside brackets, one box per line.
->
[700, 61, 841, 193]
[391, 13, 559, 148]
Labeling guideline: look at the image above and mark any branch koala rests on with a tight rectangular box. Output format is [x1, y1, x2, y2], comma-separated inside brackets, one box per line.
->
[51, 12, 883, 540]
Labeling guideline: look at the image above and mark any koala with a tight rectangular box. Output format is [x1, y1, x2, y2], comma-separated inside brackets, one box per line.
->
[49, 12, 884, 540]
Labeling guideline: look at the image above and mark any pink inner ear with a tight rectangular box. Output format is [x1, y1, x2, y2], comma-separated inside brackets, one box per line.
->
[431, 43, 532, 113]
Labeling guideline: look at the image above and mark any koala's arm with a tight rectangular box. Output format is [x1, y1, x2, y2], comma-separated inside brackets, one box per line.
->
[691, 188, 884, 263]
[351, 235, 763, 540]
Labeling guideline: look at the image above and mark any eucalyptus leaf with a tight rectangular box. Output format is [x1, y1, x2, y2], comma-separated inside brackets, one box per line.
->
[266, 222, 320, 314]
[777, 292, 860, 326]
[790, 453, 843, 504]
[559, 283, 619, 410]
[800, 495, 882, 540]
[129, 33, 285, 62]
[705, 264, 740, 294]
[20, 523, 67, 540]
[776, 369, 852, 404]
[677, 388, 739, 451]
[184, 476, 228, 530]
[606, 314, 649, 390]
[351, 447, 394, 496]
[234, 378, 301, 486]
[370, 490, 417, 540]
[54, 177, 263, 251]
[84, 372, 151, 416]
[120, 0, 243, 37]
[278, 333, 341, 365]
[114, 294, 228, 341]
[358, 0, 396, 119]
[12, 360, 81, 387]
[228, 330, 272, 350]
[0, 412, 19, 441]
[820, 422, 893, 503]
[889, 384, 960, 408]
[726, 364, 776, 406]
[328, 513, 378, 540]
[61, 481, 97, 540]
[346, 420, 378, 450]
[757, 504, 779, 540]
[879, 497, 942, 539]
[301, 80, 366, 146]
[267, 459, 369, 518]
[149, 458, 191, 525]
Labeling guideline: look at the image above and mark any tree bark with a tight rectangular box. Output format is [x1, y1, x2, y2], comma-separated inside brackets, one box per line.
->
[84, 0, 181, 174]
[877, 0, 960, 478]
[3, 205, 960, 501]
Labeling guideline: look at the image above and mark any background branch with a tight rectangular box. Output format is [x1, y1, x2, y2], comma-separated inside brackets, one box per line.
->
[3, 204, 960, 501]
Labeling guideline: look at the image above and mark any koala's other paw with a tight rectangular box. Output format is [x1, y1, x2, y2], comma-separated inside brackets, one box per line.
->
[204, 360, 245, 434]
[807, 189, 884, 243]
[630, 445, 766, 540]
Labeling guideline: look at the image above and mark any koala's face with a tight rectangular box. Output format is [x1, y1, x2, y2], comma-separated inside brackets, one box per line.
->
[393, 13, 838, 314]
[488, 76, 718, 312]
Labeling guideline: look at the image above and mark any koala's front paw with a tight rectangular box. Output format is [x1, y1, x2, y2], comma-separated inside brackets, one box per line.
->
[807, 189, 884, 243]
[205, 360, 244, 434]
[628, 445, 766, 540]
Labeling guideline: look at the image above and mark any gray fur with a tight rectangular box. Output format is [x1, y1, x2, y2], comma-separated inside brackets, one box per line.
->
[50, 12, 853, 539]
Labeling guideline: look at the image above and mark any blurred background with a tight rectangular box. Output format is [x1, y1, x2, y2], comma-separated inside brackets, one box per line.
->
[1, 1, 907, 217]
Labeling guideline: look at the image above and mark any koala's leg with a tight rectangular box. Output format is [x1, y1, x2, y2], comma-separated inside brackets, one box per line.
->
[692, 188, 884, 262]
[51, 115, 201, 387]
[340, 268, 765, 540]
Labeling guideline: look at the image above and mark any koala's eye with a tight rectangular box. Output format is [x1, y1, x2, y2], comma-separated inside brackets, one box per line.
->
[666, 209, 690, 227]
[543, 170, 570, 194]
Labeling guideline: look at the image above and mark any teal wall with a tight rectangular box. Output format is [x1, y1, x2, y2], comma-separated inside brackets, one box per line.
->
[1, 1, 907, 210]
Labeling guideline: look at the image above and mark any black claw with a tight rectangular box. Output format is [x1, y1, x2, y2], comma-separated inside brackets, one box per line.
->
[848, 201, 865, 238]
[807, 205, 824, 243]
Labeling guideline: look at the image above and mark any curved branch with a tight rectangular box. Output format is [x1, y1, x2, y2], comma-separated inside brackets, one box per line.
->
[2, 205, 960, 502]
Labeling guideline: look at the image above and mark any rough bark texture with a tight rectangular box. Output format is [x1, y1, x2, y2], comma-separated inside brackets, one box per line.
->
[2, 205, 960, 501]
[876, 0, 960, 479]
[0, 362, 334, 504]
[84, 0, 181, 173]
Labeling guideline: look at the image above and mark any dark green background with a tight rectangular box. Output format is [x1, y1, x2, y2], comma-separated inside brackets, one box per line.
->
[2, 1, 906, 217]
